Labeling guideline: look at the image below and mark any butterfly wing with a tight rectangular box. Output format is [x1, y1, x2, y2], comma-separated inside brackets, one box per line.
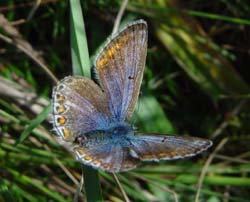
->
[74, 133, 212, 172]
[74, 142, 139, 173]
[52, 76, 111, 141]
[94, 20, 148, 121]
[129, 134, 212, 161]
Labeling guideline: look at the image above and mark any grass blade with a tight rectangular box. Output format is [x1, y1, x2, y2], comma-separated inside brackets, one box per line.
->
[186, 10, 250, 26]
[69, 0, 91, 77]
[15, 104, 51, 145]
[69, 0, 102, 201]
[7, 168, 66, 202]
[136, 95, 175, 133]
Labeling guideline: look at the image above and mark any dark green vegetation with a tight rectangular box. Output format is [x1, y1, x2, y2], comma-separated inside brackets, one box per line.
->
[1, 1, 250, 202]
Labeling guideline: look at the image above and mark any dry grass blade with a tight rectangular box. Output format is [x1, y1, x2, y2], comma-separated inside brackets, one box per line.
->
[73, 172, 86, 202]
[113, 173, 130, 202]
[0, 14, 58, 84]
[195, 138, 228, 202]
[0, 76, 49, 116]
[131, 173, 179, 202]
[149, 2, 250, 98]
[0, 0, 59, 12]
[112, 0, 129, 35]
[211, 100, 247, 139]
[27, 0, 41, 21]
[44, 145, 79, 186]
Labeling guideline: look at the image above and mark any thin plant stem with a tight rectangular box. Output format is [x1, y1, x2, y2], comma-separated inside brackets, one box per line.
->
[195, 138, 228, 202]
[112, 173, 130, 202]
[112, 0, 129, 35]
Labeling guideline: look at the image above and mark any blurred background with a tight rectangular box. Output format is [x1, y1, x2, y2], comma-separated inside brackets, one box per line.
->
[0, 0, 250, 202]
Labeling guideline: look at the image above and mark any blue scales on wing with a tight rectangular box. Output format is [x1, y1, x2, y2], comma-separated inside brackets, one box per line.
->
[94, 20, 148, 121]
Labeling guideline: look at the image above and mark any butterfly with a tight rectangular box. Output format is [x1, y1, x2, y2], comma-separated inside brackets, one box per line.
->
[52, 19, 212, 173]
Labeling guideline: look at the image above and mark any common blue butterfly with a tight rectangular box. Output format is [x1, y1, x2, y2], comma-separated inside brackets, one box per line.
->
[52, 20, 212, 173]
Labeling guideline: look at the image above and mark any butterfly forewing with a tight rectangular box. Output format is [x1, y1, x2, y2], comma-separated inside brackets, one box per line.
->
[52, 76, 111, 141]
[129, 134, 212, 161]
[95, 20, 148, 121]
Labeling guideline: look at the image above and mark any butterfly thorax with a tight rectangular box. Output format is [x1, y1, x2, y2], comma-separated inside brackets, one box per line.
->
[74, 122, 134, 148]
[107, 122, 133, 137]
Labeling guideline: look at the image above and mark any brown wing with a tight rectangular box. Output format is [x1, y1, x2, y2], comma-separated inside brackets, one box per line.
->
[129, 134, 212, 161]
[52, 76, 111, 141]
[94, 20, 148, 121]
[74, 144, 139, 173]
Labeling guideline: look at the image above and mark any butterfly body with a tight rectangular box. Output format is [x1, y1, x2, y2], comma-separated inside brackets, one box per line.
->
[75, 122, 134, 148]
[52, 20, 212, 173]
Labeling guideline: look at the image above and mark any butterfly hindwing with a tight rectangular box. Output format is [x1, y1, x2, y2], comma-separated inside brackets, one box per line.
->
[94, 20, 148, 121]
[128, 134, 212, 161]
[74, 142, 139, 173]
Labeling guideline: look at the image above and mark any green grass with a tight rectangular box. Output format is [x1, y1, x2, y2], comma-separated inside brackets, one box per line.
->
[69, 0, 102, 201]
[0, 0, 250, 202]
